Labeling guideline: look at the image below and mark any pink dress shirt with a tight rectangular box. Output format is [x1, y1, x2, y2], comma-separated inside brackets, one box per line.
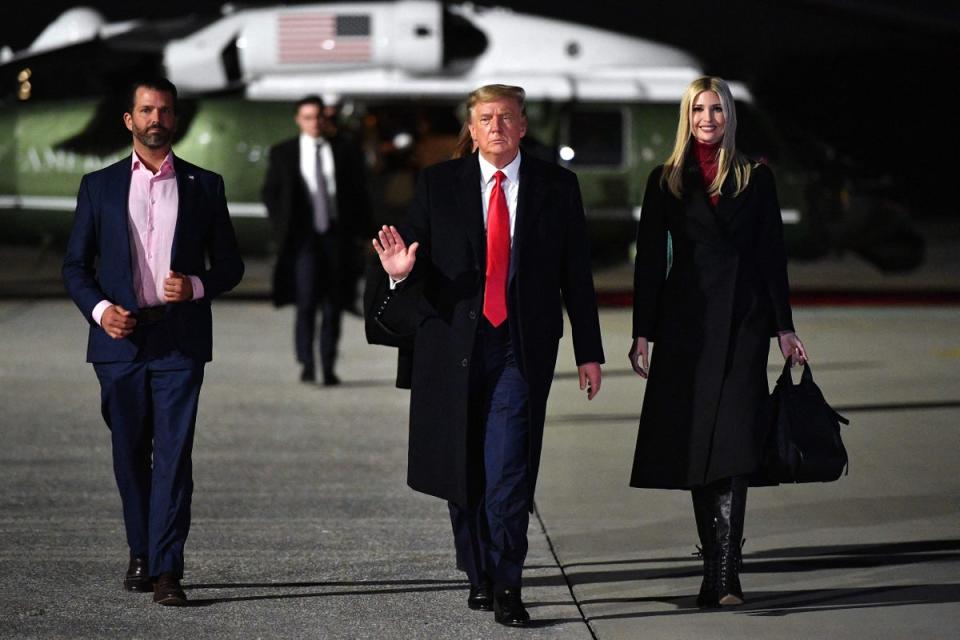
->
[92, 152, 204, 326]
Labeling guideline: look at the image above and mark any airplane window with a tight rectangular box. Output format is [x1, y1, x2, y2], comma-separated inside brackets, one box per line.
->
[566, 109, 624, 167]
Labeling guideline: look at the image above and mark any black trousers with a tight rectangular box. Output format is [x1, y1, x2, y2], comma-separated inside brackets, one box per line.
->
[294, 232, 342, 375]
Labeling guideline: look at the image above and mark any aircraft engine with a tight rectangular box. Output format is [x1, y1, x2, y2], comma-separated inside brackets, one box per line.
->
[166, 1, 446, 94]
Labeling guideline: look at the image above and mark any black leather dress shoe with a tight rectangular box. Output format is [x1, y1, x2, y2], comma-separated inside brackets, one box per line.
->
[494, 587, 530, 626]
[467, 581, 494, 611]
[300, 364, 316, 383]
[322, 371, 341, 386]
[123, 555, 153, 592]
[153, 573, 188, 606]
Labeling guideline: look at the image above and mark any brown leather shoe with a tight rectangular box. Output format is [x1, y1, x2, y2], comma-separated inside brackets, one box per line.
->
[153, 573, 188, 606]
[123, 555, 153, 592]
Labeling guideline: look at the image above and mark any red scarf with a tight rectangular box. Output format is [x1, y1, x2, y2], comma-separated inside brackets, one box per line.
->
[694, 141, 720, 207]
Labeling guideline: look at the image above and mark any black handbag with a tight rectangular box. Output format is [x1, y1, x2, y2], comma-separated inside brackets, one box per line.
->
[755, 360, 850, 484]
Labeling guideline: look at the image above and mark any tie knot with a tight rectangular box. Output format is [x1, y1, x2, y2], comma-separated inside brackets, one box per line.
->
[494, 170, 505, 186]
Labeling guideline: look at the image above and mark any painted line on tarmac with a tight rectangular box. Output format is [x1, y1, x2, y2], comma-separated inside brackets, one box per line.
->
[532, 502, 600, 640]
[546, 400, 960, 425]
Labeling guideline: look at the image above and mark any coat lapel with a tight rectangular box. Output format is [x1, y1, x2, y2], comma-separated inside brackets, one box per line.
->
[513, 153, 545, 280]
[683, 159, 725, 238]
[715, 167, 750, 228]
[455, 153, 485, 269]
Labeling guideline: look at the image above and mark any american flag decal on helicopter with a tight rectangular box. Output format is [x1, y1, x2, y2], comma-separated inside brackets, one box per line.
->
[277, 13, 372, 64]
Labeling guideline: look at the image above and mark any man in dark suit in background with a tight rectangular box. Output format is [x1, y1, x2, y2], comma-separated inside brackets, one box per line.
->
[370, 84, 604, 626]
[62, 78, 244, 606]
[263, 95, 371, 386]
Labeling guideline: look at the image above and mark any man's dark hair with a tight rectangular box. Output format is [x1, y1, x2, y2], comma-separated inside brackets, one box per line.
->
[295, 94, 325, 113]
[127, 78, 179, 113]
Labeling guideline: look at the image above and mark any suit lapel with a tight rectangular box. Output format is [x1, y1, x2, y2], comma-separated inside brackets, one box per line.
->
[455, 154, 485, 269]
[106, 157, 136, 301]
[171, 155, 195, 266]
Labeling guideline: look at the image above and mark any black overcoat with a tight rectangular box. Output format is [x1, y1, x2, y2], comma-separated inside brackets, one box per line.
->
[262, 136, 372, 307]
[370, 152, 605, 508]
[630, 158, 794, 489]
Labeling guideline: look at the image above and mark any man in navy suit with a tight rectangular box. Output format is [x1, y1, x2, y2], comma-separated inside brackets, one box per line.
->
[62, 78, 244, 606]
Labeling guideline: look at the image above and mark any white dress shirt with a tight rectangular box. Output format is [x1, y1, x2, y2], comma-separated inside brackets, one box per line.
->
[477, 150, 521, 243]
[299, 133, 337, 216]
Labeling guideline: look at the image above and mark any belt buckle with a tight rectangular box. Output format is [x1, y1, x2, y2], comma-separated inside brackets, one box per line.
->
[138, 306, 166, 326]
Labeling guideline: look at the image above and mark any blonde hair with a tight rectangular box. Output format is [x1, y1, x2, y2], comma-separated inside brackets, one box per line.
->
[662, 76, 752, 199]
[451, 84, 526, 159]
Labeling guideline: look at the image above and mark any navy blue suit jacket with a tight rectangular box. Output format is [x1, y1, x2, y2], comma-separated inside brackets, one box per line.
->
[63, 154, 244, 363]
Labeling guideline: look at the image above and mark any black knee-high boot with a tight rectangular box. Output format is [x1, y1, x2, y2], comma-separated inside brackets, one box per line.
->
[713, 476, 748, 605]
[691, 487, 719, 608]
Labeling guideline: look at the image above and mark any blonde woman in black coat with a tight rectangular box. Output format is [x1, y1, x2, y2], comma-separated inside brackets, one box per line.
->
[628, 76, 807, 608]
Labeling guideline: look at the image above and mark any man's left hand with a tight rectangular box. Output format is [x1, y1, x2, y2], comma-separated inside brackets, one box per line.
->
[163, 271, 193, 302]
[578, 362, 602, 401]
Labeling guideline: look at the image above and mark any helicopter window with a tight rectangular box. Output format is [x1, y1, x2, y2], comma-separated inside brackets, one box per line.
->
[337, 15, 371, 36]
[566, 109, 624, 167]
[442, 9, 488, 67]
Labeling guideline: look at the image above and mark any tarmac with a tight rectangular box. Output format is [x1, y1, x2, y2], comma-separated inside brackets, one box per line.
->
[1, 295, 958, 639]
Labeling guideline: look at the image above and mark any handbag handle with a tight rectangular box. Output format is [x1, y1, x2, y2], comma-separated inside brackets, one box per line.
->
[777, 358, 812, 386]
[777, 358, 849, 427]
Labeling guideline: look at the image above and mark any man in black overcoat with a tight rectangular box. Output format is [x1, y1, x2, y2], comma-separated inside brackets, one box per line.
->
[263, 95, 371, 385]
[368, 84, 604, 626]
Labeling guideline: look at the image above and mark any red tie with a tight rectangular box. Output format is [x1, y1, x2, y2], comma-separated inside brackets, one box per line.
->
[483, 170, 509, 326]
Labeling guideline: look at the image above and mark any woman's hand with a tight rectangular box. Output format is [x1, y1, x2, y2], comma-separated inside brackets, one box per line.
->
[629, 337, 650, 378]
[778, 331, 808, 366]
[372, 225, 419, 282]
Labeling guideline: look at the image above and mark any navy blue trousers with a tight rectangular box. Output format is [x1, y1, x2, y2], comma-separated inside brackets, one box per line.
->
[294, 231, 341, 376]
[449, 320, 530, 589]
[93, 324, 204, 578]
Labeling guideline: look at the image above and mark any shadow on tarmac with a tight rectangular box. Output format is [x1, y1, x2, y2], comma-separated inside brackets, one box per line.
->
[562, 539, 960, 617]
[584, 583, 960, 620]
[180, 577, 580, 626]
[565, 539, 960, 585]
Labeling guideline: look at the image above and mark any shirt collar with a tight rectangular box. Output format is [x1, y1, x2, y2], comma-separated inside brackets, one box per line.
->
[478, 150, 521, 186]
[301, 133, 327, 148]
[131, 151, 175, 176]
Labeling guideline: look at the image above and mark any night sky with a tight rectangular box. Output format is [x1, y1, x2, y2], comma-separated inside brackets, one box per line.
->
[5, 1, 957, 217]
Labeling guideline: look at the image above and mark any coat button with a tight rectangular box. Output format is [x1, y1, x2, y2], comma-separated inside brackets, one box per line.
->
[468, 310, 477, 320]
[461, 358, 468, 367]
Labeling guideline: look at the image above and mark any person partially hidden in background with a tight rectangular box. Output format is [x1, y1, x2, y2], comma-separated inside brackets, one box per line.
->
[263, 95, 372, 386]
[62, 78, 244, 605]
